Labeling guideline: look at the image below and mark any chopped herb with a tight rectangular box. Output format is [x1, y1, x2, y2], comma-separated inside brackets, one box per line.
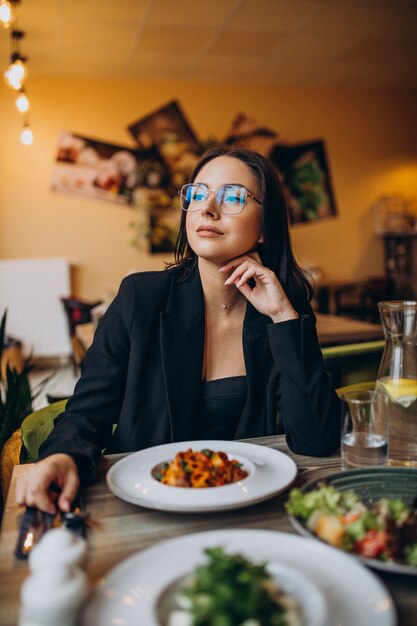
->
[178, 547, 296, 626]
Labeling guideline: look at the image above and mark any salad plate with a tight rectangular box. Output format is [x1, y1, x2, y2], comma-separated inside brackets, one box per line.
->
[81, 528, 396, 626]
[288, 467, 417, 576]
[106, 440, 297, 513]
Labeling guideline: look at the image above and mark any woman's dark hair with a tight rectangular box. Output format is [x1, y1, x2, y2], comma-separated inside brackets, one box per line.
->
[167, 145, 313, 311]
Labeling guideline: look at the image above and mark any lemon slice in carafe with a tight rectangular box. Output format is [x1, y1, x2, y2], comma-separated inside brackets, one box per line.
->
[381, 378, 417, 408]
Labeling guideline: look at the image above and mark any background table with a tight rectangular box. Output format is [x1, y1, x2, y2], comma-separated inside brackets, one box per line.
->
[1, 436, 415, 625]
[316, 313, 383, 345]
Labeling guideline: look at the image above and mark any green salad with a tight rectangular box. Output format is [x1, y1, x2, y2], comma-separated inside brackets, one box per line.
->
[167, 547, 301, 626]
[286, 484, 417, 566]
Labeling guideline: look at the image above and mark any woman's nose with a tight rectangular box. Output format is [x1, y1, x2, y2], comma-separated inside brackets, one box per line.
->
[200, 190, 220, 217]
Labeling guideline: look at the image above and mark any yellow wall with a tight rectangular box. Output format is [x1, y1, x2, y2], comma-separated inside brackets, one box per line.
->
[1, 77, 417, 300]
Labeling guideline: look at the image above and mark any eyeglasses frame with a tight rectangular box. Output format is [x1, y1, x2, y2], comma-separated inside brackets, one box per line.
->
[178, 182, 262, 215]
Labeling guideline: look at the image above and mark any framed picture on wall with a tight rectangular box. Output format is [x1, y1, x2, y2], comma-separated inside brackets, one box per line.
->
[128, 100, 201, 191]
[51, 131, 149, 206]
[269, 140, 337, 224]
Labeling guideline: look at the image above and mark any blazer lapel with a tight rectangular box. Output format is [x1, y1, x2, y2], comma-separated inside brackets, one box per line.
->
[160, 268, 205, 441]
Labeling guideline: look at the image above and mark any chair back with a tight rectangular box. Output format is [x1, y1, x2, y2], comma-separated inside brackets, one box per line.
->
[21, 399, 68, 463]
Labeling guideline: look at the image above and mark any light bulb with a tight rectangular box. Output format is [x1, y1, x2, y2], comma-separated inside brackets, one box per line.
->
[21, 125, 33, 145]
[16, 91, 29, 113]
[0, 1, 14, 28]
[4, 59, 28, 90]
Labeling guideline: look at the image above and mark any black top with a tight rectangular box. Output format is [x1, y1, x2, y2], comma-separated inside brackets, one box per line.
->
[195, 376, 247, 439]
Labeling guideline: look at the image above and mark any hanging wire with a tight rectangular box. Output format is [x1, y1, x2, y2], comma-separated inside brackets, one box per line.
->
[1, 1, 33, 143]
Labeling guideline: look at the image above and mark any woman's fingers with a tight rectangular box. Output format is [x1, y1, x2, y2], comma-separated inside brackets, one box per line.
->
[58, 469, 80, 513]
[224, 261, 251, 285]
[15, 454, 80, 514]
[220, 253, 260, 275]
[235, 266, 257, 287]
[26, 487, 57, 515]
[23, 464, 58, 514]
[224, 261, 271, 288]
[15, 472, 29, 506]
[219, 250, 263, 274]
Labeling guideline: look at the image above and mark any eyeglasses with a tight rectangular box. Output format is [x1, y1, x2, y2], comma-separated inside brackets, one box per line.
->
[178, 183, 262, 215]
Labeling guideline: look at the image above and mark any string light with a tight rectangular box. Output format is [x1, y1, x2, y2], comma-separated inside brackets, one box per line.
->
[20, 123, 32, 145]
[15, 88, 28, 112]
[4, 54, 27, 89]
[1, 7, 33, 144]
[0, 1, 14, 29]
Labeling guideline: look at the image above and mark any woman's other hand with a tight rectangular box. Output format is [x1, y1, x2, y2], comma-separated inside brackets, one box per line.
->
[220, 252, 299, 323]
[15, 453, 80, 514]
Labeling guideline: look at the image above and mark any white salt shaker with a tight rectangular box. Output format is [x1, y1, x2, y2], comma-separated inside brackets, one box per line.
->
[19, 528, 88, 626]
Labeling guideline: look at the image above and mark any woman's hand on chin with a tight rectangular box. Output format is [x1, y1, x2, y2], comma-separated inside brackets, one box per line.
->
[219, 252, 299, 323]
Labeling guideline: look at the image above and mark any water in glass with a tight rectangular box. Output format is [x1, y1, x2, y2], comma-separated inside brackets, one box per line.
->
[341, 432, 388, 470]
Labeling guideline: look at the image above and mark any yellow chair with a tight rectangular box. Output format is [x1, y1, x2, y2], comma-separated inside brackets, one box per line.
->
[0, 400, 67, 501]
[0, 428, 23, 502]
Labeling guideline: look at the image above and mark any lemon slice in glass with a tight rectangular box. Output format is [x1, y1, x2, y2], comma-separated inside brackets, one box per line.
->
[381, 378, 417, 408]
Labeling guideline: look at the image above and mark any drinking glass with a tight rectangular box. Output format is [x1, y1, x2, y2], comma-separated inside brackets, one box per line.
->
[341, 390, 389, 470]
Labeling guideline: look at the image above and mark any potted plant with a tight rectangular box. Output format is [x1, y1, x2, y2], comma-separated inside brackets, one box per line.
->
[0, 312, 31, 511]
[0, 311, 32, 454]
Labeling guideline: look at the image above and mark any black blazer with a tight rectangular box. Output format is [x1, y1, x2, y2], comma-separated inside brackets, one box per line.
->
[40, 267, 341, 481]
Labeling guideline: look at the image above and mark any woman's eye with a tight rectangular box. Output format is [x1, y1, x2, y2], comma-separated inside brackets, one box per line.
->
[225, 195, 239, 204]
[194, 192, 206, 201]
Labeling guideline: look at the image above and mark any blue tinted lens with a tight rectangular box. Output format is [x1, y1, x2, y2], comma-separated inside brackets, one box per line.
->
[182, 184, 208, 210]
[182, 184, 207, 209]
[222, 185, 246, 207]
[191, 184, 208, 202]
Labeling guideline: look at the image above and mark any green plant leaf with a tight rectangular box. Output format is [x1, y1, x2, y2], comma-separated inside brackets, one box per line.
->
[0, 312, 34, 451]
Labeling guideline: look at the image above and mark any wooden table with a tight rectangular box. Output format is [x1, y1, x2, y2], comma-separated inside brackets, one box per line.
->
[1, 436, 416, 625]
[316, 313, 383, 345]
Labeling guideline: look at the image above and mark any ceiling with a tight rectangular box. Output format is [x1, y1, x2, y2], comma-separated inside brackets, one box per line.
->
[2, 0, 417, 89]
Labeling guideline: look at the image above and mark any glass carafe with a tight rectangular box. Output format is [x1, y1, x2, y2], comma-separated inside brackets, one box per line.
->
[376, 301, 417, 466]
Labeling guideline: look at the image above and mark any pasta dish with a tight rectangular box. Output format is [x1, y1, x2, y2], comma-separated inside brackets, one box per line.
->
[155, 448, 248, 488]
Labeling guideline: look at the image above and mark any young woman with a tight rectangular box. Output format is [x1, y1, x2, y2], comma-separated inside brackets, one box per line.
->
[16, 145, 341, 513]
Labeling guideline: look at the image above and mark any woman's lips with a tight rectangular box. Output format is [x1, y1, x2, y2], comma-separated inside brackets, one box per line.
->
[197, 226, 224, 237]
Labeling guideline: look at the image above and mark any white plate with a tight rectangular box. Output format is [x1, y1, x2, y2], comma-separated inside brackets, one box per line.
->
[106, 440, 297, 513]
[81, 529, 396, 626]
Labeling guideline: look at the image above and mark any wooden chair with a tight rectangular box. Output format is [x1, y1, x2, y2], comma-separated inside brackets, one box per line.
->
[60, 297, 102, 374]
